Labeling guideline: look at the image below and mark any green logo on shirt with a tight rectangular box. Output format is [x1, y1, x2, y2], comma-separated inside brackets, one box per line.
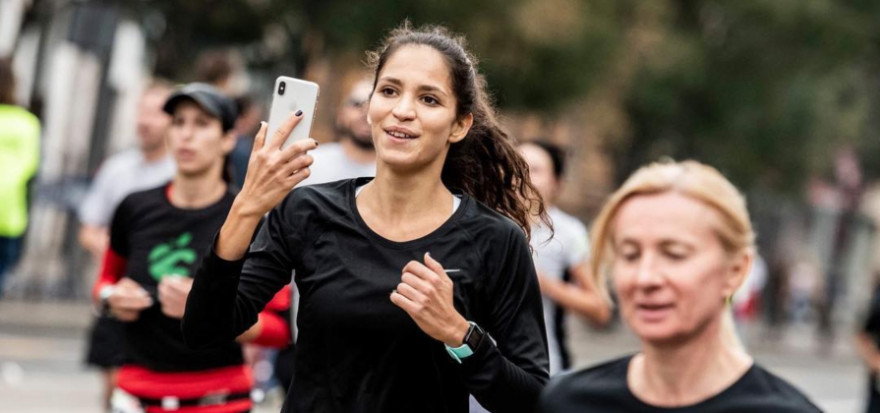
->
[148, 232, 196, 281]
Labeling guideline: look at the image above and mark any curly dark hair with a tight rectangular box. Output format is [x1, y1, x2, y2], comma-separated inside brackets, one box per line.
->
[367, 23, 549, 238]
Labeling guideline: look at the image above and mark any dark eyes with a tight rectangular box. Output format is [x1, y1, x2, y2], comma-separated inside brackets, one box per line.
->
[378, 86, 439, 106]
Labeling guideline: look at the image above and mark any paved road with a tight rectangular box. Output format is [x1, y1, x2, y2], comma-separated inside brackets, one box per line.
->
[0, 300, 865, 412]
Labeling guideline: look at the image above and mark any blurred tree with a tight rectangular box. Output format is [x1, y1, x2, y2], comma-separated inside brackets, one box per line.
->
[133, 0, 623, 109]
[131, 0, 880, 194]
[615, 0, 876, 192]
[288, 0, 625, 111]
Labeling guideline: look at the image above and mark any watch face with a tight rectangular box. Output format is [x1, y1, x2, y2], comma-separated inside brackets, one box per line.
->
[465, 323, 484, 349]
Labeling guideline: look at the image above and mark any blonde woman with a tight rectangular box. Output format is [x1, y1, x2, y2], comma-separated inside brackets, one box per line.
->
[539, 160, 820, 412]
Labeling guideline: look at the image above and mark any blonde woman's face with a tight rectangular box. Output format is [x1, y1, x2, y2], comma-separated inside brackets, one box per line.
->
[610, 191, 743, 345]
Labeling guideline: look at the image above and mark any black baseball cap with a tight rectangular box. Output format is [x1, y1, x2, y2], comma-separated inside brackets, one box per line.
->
[162, 83, 238, 132]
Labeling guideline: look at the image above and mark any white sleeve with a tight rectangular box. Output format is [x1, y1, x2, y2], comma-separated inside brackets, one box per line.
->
[566, 220, 590, 267]
[78, 162, 116, 226]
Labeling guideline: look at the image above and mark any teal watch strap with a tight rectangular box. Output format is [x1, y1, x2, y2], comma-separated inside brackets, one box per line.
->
[445, 341, 475, 364]
[445, 321, 478, 364]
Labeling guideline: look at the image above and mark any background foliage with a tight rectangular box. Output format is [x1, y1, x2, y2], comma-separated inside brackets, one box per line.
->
[133, 0, 880, 193]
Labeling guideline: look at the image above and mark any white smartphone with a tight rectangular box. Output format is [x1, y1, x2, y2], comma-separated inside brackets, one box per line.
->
[267, 76, 320, 149]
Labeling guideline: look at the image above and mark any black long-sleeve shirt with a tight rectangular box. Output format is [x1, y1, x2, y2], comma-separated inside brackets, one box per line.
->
[183, 178, 549, 413]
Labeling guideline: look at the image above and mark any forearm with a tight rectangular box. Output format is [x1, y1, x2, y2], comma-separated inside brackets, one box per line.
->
[79, 226, 109, 259]
[91, 248, 126, 302]
[182, 250, 253, 349]
[182, 216, 294, 349]
[461, 338, 548, 412]
[856, 333, 880, 370]
[544, 281, 610, 325]
[216, 202, 262, 261]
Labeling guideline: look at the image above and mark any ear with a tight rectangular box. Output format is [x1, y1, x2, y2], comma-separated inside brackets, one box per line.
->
[721, 250, 752, 301]
[449, 113, 473, 144]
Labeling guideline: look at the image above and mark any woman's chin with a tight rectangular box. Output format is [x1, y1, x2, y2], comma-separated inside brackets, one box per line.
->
[629, 322, 683, 345]
[377, 149, 422, 170]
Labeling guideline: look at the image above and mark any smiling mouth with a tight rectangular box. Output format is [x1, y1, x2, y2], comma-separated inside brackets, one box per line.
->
[385, 129, 417, 140]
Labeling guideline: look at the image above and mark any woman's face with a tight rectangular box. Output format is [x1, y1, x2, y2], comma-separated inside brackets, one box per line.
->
[167, 100, 233, 179]
[610, 191, 747, 345]
[368, 45, 472, 172]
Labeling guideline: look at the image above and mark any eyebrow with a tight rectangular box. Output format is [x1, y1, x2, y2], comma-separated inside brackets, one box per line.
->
[615, 237, 696, 249]
[378, 76, 449, 97]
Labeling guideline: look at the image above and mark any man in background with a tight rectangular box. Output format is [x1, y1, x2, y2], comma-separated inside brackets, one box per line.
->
[303, 77, 376, 184]
[78, 80, 174, 411]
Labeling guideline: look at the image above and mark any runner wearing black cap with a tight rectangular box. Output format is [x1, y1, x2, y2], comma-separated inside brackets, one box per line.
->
[93, 83, 291, 413]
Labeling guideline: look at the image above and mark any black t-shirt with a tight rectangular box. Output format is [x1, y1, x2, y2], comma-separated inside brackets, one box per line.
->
[183, 178, 550, 413]
[539, 355, 822, 413]
[109, 184, 240, 371]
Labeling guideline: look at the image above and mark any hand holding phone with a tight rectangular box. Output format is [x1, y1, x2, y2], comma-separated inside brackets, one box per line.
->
[267, 76, 319, 149]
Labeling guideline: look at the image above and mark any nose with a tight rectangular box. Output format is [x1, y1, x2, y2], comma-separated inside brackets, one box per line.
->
[634, 252, 663, 289]
[175, 123, 195, 141]
[391, 94, 416, 121]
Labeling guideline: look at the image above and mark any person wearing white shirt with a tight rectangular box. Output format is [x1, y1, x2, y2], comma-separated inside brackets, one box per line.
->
[519, 141, 611, 375]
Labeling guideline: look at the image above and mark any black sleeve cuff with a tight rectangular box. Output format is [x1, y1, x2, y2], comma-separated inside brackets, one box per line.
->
[204, 233, 247, 280]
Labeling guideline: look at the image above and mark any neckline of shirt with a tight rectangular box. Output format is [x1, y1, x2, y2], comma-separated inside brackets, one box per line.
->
[347, 177, 470, 250]
[355, 182, 462, 212]
[160, 182, 233, 214]
[621, 354, 758, 411]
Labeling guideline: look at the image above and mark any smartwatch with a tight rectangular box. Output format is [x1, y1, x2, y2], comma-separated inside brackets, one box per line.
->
[445, 321, 485, 364]
[98, 285, 115, 317]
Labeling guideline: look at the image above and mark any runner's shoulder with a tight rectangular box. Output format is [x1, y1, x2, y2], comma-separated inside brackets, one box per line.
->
[735, 364, 822, 412]
[116, 184, 169, 214]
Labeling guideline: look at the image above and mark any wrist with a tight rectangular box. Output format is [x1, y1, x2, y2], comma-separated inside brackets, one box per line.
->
[230, 198, 264, 220]
[97, 284, 115, 316]
[443, 317, 471, 347]
[216, 205, 263, 261]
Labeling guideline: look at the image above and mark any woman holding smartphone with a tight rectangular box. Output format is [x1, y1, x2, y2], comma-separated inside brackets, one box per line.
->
[538, 160, 820, 413]
[182, 24, 550, 413]
[94, 83, 291, 413]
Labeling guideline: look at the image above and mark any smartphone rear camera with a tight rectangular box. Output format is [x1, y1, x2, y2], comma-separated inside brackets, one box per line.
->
[278, 81, 286, 95]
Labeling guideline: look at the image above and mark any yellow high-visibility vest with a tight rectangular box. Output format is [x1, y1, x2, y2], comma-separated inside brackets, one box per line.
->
[0, 104, 40, 237]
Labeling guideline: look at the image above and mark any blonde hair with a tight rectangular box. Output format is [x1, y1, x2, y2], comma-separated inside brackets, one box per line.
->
[590, 160, 755, 346]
